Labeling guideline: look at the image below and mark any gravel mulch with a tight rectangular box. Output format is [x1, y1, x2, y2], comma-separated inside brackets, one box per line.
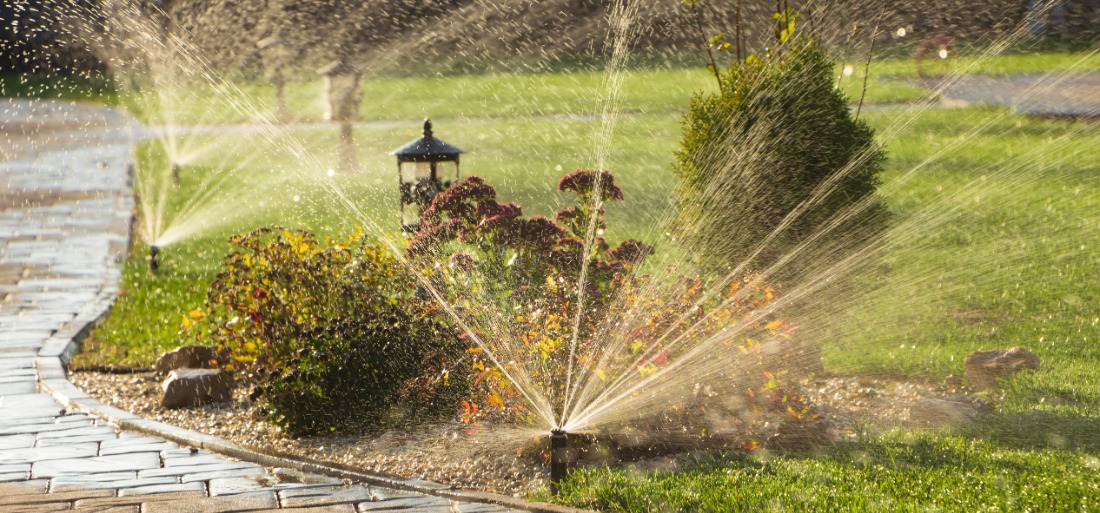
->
[70, 370, 971, 497]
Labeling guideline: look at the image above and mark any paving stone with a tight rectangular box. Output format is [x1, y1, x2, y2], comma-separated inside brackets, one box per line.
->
[207, 475, 296, 496]
[37, 425, 117, 440]
[277, 486, 348, 499]
[178, 465, 268, 483]
[162, 451, 230, 467]
[72, 506, 139, 513]
[47, 470, 137, 485]
[36, 433, 115, 446]
[0, 394, 59, 410]
[0, 419, 91, 435]
[1, 502, 73, 512]
[52, 475, 180, 492]
[119, 481, 208, 495]
[31, 452, 160, 478]
[454, 503, 514, 512]
[0, 443, 99, 463]
[143, 490, 280, 513]
[0, 471, 30, 482]
[0, 462, 31, 473]
[0, 434, 36, 449]
[0, 382, 37, 395]
[100, 441, 178, 455]
[104, 433, 172, 446]
[72, 491, 208, 510]
[0, 488, 114, 507]
[279, 486, 375, 509]
[141, 462, 259, 480]
[0, 479, 48, 494]
[255, 505, 356, 513]
[54, 414, 96, 424]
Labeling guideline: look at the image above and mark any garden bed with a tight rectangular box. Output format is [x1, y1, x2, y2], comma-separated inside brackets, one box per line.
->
[70, 370, 965, 497]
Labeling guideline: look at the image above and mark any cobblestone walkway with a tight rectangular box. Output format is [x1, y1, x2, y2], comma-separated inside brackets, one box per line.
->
[0, 99, 529, 513]
[928, 72, 1100, 119]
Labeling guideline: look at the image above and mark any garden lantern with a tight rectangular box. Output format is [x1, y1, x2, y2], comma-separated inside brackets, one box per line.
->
[256, 35, 291, 121]
[317, 59, 364, 172]
[391, 119, 465, 231]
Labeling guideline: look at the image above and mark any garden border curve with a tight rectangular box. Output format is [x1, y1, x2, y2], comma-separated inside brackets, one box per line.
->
[31, 175, 591, 513]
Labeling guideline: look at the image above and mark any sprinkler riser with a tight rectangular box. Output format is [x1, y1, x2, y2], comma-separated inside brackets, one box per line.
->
[549, 430, 569, 496]
[149, 245, 160, 272]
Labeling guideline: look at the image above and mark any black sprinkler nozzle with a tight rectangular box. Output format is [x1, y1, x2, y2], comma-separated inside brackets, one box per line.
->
[550, 429, 569, 496]
[150, 245, 160, 272]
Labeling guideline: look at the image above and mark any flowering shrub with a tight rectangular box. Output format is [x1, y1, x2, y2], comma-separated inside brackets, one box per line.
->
[406, 170, 653, 423]
[407, 171, 809, 441]
[181, 227, 466, 436]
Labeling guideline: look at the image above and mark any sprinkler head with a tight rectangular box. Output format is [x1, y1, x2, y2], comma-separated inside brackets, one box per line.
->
[549, 429, 569, 496]
[149, 245, 160, 272]
[171, 163, 181, 184]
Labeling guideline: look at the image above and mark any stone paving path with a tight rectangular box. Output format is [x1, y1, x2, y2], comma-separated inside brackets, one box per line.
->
[0, 99, 532, 513]
[927, 72, 1100, 119]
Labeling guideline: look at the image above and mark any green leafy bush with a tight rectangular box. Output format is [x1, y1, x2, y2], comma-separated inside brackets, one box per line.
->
[182, 227, 465, 436]
[672, 36, 889, 282]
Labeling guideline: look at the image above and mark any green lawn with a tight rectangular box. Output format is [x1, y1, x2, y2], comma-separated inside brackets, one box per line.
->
[0, 72, 117, 103]
[558, 432, 1100, 511]
[75, 48, 1100, 511]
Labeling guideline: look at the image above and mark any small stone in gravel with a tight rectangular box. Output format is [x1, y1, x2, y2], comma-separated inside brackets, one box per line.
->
[964, 347, 1040, 389]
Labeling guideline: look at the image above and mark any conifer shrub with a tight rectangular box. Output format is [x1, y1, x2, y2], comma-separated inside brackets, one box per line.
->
[672, 36, 889, 282]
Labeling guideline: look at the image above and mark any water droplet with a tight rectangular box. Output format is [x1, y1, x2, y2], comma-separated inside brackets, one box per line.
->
[843, 65, 854, 77]
[896, 27, 907, 37]
[293, 195, 300, 202]
[327, 169, 335, 177]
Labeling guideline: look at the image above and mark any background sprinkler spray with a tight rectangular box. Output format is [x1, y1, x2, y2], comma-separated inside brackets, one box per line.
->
[549, 428, 569, 495]
[149, 245, 160, 271]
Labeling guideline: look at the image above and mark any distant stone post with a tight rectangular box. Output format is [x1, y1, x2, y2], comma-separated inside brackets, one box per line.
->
[317, 59, 364, 173]
[257, 36, 292, 122]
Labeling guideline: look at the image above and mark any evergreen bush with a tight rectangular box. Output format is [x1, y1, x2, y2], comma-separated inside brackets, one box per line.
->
[672, 37, 888, 283]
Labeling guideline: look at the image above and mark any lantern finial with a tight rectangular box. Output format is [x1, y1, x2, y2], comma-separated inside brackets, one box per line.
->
[423, 119, 433, 139]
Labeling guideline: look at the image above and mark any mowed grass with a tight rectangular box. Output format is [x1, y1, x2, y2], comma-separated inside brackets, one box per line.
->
[557, 432, 1100, 512]
[77, 50, 1100, 510]
[123, 49, 1100, 127]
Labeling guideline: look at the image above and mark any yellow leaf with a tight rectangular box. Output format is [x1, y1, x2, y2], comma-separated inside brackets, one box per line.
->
[188, 309, 205, 319]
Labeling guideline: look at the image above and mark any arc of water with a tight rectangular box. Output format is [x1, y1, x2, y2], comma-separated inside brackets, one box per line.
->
[566, 116, 1093, 432]
[566, 33, 1098, 429]
[560, 0, 642, 430]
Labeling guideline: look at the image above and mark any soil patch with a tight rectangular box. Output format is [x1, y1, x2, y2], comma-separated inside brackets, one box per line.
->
[71, 370, 972, 496]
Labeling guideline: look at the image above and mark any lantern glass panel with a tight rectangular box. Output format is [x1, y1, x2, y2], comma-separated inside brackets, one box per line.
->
[414, 161, 432, 180]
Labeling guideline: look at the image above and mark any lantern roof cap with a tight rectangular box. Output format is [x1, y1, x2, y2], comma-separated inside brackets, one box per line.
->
[317, 59, 363, 76]
[392, 119, 465, 161]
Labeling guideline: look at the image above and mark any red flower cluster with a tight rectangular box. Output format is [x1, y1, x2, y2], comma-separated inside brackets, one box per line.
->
[558, 169, 625, 201]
